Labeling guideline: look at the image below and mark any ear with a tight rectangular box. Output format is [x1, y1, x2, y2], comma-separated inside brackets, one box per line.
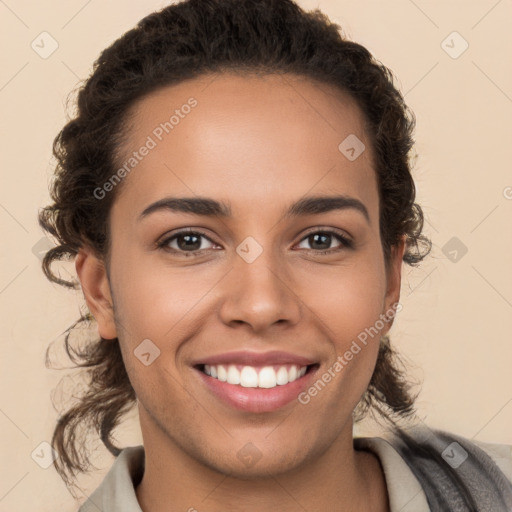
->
[381, 235, 406, 335]
[75, 246, 117, 340]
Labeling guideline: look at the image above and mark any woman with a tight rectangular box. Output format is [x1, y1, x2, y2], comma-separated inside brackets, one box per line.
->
[38, 0, 512, 510]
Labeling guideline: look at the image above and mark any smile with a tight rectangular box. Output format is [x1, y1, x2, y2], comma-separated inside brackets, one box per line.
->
[202, 363, 308, 388]
[194, 363, 319, 413]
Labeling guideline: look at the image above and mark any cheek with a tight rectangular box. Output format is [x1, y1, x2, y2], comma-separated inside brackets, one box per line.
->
[300, 255, 387, 341]
[112, 257, 208, 343]
[300, 255, 387, 390]
[298, 271, 387, 414]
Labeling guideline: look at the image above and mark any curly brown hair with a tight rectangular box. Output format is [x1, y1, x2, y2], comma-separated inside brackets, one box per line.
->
[38, 0, 431, 492]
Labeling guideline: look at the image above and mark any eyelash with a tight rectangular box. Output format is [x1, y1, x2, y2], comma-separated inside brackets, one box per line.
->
[157, 228, 353, 257]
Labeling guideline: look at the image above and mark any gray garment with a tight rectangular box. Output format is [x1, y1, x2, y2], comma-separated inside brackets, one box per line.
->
[384, 426, 512, 511]
[78, 427, 512, 511]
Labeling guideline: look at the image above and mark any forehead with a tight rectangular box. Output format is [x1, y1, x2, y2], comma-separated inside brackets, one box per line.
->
[111, 72, 378, 222]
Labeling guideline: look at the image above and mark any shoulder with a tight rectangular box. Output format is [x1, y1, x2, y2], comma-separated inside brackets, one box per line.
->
[388, 424, 512, 510]
[354, 434, 431, 511]
[394, 425, 512, 482]
[470, 437, 512, 483]
[355, 425, 512, 512]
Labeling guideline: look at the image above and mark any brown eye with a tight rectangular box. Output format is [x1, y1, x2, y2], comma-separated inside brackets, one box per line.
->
[158, 229, 216, 256]
[296, 230, 353, 254]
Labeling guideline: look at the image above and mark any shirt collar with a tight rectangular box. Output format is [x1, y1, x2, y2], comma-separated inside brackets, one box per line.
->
[79, 438, 429, 512]
[79, 446, 144, 512]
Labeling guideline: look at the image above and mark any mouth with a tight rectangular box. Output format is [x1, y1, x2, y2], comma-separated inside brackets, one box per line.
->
[192, 356, 320, 413]
[195, 362, 318, 388]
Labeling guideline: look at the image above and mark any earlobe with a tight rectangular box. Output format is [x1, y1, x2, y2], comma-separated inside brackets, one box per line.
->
[75, 246, 117, 340]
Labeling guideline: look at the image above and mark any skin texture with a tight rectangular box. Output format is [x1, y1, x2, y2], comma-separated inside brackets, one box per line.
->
[75, 72, 405, 511]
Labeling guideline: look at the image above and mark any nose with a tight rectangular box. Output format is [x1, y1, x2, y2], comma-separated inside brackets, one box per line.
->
[217, 241, 302, 334]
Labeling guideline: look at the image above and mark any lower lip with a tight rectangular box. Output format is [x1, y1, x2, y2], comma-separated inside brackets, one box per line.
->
[194, 365, 319, 413]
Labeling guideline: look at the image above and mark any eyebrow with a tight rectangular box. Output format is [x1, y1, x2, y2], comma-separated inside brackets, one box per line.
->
[138, 195, 370, 224]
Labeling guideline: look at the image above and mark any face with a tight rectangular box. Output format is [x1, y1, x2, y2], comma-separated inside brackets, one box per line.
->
[77, 72, 404, 477]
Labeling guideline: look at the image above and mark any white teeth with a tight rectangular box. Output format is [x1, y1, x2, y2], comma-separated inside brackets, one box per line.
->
[240, 366, 258, 387]
[202, 363, 308, 388]
[258, 366, 277, 388]
[227, 365, 240, 385]
[217, 364, 227, 382]
[276, 366, 289, 385]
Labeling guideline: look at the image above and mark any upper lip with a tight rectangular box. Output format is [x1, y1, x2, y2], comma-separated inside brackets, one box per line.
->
[192, 350, 317, 367]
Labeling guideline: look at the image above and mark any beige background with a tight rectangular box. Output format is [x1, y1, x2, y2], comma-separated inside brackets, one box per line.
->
[1, 0, 511, 510]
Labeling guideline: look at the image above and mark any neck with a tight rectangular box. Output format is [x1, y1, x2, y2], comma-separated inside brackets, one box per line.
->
[135, 410, 389, 512]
